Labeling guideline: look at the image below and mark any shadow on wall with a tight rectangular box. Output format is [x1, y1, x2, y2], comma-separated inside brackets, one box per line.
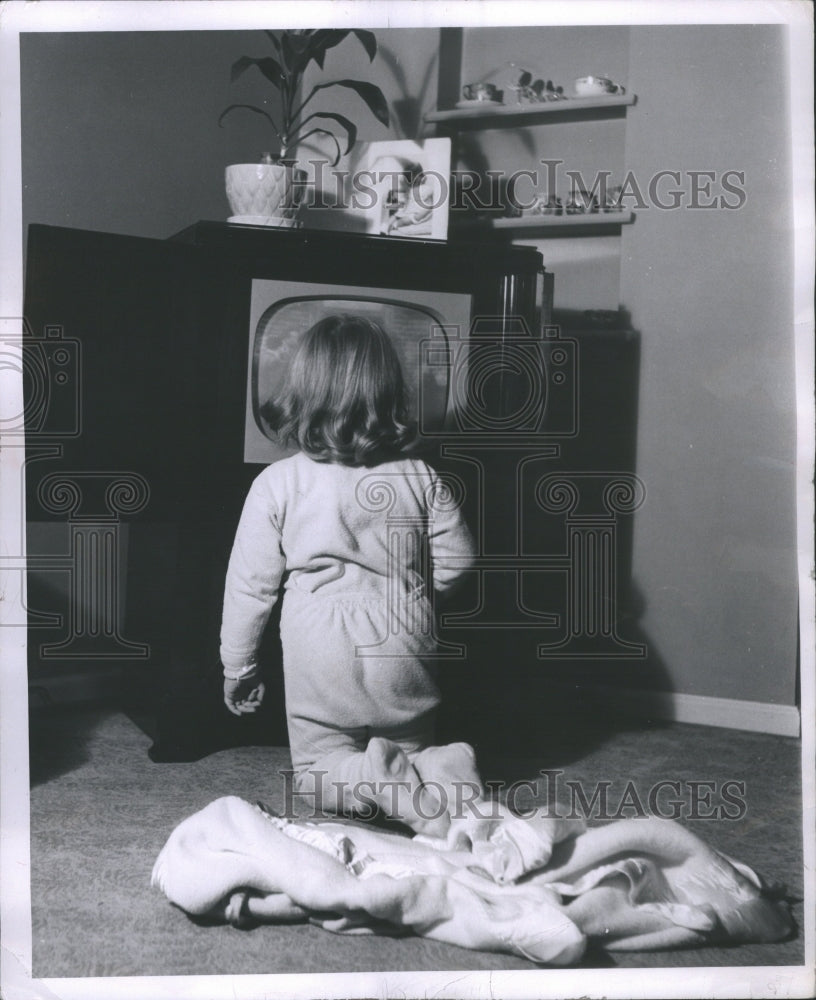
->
[296, 46, 440, 234]
[377, 45, 439, 141]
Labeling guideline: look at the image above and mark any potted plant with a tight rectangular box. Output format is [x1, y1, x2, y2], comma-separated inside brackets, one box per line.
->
[220, 29, 390, 225]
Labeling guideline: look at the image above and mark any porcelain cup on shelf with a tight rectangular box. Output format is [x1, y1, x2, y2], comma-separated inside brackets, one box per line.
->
[462, 81, 503, 103]
[574, 76, 625, 97]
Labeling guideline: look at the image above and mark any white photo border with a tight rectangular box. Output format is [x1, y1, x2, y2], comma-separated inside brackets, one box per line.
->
[1, 3, 813, 1000]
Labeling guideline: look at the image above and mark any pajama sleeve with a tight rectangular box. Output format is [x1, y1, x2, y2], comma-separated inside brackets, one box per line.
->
[426, 472, 476, 594]
[220, 476, 286, 680]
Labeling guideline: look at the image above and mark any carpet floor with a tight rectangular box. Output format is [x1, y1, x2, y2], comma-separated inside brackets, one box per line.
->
[28, 705, 805, 979]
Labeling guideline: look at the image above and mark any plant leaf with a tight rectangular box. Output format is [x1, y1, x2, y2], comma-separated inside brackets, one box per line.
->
[231, 55, 283, 89]
[295, 111, 358, 155]
[352, 30, 377, 61]
[287, 30, 313, 53]
[281, 32, 297, 73]
[305, 29, 350, 71]
[264, 31, 281, 52]
[309, 79, 390, 127]
[295, 127, 343, 167]
[218, 103, 283, 143]
[281, 28, 317, 76]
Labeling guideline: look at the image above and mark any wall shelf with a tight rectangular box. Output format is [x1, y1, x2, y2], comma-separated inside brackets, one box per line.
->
[494, 211, 634, 230]
[425, 94, 636, 127]
[426, 66, 637, 241]
[453, 212, 635, 238]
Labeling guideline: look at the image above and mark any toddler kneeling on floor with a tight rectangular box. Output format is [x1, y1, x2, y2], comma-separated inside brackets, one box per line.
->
[220, 313, 497, 840]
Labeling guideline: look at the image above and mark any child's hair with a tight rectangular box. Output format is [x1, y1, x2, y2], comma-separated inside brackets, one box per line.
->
[264, 314, 417, 466]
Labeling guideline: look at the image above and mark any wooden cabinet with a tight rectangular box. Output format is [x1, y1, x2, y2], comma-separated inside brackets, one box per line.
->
[23, 222, 552, 759]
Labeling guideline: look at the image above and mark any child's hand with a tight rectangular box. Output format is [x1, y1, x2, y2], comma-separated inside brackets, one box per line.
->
[223, 677, 266, 716]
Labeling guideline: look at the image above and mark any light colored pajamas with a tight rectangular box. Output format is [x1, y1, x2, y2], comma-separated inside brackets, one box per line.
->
[220, 452, 478, 824]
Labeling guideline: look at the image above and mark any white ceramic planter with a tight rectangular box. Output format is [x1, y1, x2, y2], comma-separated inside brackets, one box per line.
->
[225, 162, 304, 225]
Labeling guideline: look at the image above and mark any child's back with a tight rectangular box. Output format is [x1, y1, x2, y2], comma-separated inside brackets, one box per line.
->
[220, 315, 479, 836]
[222, 450, 473, 734]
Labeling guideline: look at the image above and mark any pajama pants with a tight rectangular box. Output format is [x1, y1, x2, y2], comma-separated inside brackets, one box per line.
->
[279, 577, 484, 824]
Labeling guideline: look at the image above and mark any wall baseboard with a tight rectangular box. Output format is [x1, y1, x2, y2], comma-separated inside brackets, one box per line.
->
[589, 684, 801, 738]
[29, 670, 801, 739]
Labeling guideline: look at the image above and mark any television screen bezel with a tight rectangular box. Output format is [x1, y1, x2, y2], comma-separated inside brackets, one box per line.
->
[243, 280, 475, 465]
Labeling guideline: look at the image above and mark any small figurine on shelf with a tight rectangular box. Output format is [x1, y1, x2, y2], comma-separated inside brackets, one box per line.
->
[461, 81, 504, 104]
[565, 187, 599, 215]
[602, 184, 624, 213]
[510, 69, 566, 104]
[526, 194, 563, 216]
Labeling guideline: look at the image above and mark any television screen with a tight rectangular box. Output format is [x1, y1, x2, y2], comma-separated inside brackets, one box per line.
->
[244, 279, 473, 464]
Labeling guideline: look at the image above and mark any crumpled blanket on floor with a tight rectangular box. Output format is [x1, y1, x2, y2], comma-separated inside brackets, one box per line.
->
[151, 796, 794, 966]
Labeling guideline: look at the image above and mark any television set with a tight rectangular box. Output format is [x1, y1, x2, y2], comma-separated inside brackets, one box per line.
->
[243, 279, 472, 465]
[23, 222, 557, 760]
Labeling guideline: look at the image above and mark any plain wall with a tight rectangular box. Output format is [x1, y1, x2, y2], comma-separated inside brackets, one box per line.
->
[620, 25, 797, 705]
[20, 30, 264, 239]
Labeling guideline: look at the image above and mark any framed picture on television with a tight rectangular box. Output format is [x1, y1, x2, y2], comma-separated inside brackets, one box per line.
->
[355, 138, 452, 239]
